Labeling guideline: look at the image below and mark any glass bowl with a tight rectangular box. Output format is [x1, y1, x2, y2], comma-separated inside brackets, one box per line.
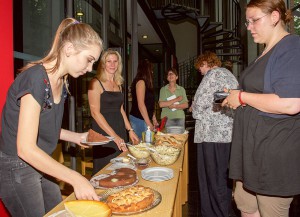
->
[127, 143, 151, 159]
[150, 145, 181, 166]
[135, 158, 151, 170]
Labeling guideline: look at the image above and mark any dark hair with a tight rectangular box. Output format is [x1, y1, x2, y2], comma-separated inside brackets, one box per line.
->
[166, 67, 178, 77]
[194, 51, 221, 69]
[247, 0, 292, 25]
[222, 60, 233, 71]
[131, 59, 154, 90]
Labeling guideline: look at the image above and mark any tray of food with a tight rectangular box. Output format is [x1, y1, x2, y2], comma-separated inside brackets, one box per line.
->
[154, 131, 188, 149]
[98, 185, 161, 215]
[90, 168, 138, 189]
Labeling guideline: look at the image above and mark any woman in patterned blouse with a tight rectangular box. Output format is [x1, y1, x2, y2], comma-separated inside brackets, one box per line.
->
[192, 51, 238, 217]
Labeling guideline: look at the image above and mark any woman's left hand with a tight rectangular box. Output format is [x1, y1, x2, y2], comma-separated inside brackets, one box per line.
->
[222, 89, 241, 109]
[77, 132, 89, 148]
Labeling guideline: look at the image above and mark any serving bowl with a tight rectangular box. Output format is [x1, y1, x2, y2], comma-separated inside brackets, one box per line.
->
[150, 145, 181, 166]
[135, 158, 151, 170]
[127, 142, 151, 159]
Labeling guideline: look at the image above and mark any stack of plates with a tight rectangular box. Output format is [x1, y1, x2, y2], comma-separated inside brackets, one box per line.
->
[141, 167, 174, 182]
[166, 126, 185, 134]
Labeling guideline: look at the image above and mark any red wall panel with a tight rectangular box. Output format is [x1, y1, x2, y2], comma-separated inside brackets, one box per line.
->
[0, 0, 13, 215]
[0, 0, 14, 131]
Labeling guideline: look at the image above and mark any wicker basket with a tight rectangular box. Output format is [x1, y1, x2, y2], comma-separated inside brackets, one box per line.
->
[154, 132, 188, 149]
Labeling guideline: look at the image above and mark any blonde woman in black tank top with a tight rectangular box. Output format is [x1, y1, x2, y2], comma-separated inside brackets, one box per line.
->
[88, 50, 138, 174]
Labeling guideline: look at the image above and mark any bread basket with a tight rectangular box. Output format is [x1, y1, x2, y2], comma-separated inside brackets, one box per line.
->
[154, 132, 188, 149]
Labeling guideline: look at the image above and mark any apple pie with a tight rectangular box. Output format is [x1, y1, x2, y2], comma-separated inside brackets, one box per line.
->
[106, 185, 154, 213]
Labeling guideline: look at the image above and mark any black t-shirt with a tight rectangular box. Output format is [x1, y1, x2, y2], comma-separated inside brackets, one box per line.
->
[0, 64, 66, 156]
[230, 37, 300, 196]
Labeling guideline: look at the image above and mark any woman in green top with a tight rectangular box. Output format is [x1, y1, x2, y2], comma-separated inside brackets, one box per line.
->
[159, 68, 189, 128]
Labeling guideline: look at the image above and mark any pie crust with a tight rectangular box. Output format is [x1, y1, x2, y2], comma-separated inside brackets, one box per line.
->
[106, 185, 154, 213]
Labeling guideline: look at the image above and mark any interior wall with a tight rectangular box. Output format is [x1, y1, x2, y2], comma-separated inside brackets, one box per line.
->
[169, 21, 198, 63]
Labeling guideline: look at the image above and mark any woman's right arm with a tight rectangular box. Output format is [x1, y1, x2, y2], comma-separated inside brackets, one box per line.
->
[159, 88, 182, 108]
[159, 96, 182, 108]
[17, 94, 99, 201]
[88, 79, 126, 151]
[136, 80, 154, 130]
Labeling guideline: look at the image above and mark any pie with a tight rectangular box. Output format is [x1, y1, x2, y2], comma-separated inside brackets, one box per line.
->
[106, 185, 154, 213]
[64, 200, 112, 217]
[98, 168, 137, 188]
[87, 129, 109, 142]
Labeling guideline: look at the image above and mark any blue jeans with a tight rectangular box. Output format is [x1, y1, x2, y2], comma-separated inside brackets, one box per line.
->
[0, 151, 62, 217]
[129, 115, 147, 139]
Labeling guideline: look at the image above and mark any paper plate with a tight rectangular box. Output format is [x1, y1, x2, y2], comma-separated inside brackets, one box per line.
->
[141, 167, 174, 182]
[80, 136, 114, 146]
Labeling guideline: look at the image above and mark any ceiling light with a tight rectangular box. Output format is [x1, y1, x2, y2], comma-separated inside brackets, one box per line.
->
[76, 12, 84, 16]
[142, 35, 148, 39]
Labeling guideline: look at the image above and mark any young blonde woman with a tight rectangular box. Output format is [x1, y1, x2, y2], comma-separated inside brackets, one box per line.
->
[0, 18, 103, 216]
[88, 49, 138, 174]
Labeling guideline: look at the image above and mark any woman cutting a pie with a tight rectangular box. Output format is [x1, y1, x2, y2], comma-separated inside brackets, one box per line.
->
[0, 18, 103, 217]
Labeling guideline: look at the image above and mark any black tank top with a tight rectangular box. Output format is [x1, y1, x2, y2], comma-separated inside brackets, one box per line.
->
[130, 79, 154, 120]
[91, 79, 126, 138]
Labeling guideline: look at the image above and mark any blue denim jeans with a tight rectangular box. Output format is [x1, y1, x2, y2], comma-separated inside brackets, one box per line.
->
[129, 115, 147, 139]
[0, 151, 62, 217]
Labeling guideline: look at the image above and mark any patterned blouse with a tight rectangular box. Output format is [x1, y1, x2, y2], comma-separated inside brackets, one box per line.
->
[192, 67, 238, 143]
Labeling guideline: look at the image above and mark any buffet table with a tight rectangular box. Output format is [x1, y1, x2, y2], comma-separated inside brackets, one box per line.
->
[44, 140, 189, 217]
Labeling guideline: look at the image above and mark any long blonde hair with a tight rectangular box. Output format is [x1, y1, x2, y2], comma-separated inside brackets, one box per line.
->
[96, 49, 124, 86]
[20, 18, 103, 86]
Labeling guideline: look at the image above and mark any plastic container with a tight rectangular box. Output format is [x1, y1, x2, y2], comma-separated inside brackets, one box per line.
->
[145, 126, 152, 143]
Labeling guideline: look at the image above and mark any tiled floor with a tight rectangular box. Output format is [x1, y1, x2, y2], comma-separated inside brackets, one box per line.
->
[61, 130, 300, 217]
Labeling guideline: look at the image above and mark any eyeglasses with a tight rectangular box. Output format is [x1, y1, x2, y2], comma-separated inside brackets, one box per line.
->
[245, 14, 268, 27]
